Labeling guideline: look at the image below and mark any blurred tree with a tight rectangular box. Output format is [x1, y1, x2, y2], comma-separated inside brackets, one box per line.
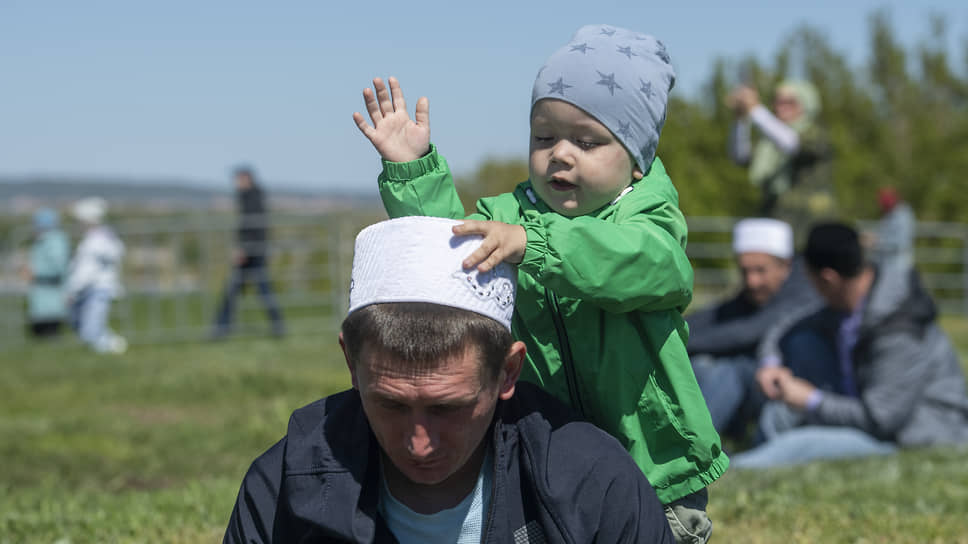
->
[454, 156, 529, 215]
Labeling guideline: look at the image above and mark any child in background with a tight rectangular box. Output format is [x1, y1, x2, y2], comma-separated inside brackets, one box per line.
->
[66, 197, 127, 354]
[353, 24, 727, 542]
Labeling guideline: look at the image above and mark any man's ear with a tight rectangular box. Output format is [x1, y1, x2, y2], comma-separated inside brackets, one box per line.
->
[497, 341, 527, 401]
[338, 332, 359, 390]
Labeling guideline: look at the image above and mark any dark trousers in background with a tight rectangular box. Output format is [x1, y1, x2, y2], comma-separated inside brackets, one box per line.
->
[212, 256, 285, 337]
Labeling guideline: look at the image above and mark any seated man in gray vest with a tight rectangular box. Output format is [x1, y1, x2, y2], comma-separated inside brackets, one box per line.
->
[688, 218, 820, 433]
[223, 216, 673, 543]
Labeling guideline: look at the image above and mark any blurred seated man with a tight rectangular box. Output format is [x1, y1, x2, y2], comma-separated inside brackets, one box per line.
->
[687, 218, 820, 433]
[223, 216, 673, 543]
[731, 222, 968, 469]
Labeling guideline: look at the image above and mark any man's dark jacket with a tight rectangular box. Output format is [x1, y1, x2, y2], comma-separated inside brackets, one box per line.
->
[687, 257, 820, 358]
[237, 184, 267, 259]
[223, 382, 673, 543]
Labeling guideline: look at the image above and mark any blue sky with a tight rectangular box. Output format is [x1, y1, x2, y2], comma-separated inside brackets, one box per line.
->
[2, 1, 965, 195]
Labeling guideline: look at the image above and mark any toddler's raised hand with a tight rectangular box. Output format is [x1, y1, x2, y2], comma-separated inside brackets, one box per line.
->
[353, 76, 430, 163]
[454, 220, 526, 273]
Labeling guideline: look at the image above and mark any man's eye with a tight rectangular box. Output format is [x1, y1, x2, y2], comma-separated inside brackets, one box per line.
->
[380, 401, 407, 412]
[533, 135, 554, 144]
[430, 404, 464, 415]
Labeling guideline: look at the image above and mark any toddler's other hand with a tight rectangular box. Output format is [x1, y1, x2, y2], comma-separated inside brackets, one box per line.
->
[453, 221, 526, 273]
[352, 76, 430, 163]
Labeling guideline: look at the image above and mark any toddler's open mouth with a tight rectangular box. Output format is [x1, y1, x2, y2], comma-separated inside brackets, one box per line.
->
[549, 178, 577, 191]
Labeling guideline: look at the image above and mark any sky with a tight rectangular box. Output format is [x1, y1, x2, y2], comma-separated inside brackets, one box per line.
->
[2, 1, 966, 196]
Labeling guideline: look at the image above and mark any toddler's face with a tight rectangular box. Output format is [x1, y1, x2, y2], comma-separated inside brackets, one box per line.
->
[529, 99, 642, 217]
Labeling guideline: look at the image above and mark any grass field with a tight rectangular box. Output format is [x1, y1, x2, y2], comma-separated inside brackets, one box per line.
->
[3, 320, 968, 543]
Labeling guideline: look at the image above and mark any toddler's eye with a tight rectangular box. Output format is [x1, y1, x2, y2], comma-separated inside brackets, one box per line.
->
[576, 140, 599, 150]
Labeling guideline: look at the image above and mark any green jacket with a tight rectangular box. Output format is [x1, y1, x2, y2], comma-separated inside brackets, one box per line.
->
[379, 146, 728, 504]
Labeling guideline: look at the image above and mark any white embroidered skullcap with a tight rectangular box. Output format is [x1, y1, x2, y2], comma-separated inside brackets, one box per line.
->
[72, 197, 108, 224]
[348, 216, 517, 330]
[732, 218, 794, 259]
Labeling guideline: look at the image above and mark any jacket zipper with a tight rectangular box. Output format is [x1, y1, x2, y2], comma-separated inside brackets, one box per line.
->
[480, 439, 498, 543]
[546, 289, 585, 417]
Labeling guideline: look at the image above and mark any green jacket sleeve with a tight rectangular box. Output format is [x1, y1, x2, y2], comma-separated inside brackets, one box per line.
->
[377, 144, 466, 220]
[517, 206, 692, 313]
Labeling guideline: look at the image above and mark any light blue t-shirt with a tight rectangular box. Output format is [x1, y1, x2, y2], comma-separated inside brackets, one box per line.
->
[378, 448, 493, 544]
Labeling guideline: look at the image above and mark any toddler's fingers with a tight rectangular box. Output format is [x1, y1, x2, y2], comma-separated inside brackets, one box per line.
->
[415, 96, 430, 127]
[388, 77, 407, 116]
[453, 220, 484, 236]
[477, 252, 505, 274]
[374, 78, 395, 115]
[462, 246, 489, 270]
[362, 88, 382, 123]
[352, 112, 373, 136]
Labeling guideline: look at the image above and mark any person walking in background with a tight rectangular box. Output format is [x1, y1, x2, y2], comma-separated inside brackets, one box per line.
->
[726, 79, 836, 243]
[210, 166, 285, 339]
[65, 197, 127, 354]
[23, 208, 71, 338]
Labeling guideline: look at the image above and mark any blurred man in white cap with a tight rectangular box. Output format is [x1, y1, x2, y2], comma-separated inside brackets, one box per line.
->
[65, 197, 127, 354]
[687, 218, 821, 435]
[223, 216, 673, 543]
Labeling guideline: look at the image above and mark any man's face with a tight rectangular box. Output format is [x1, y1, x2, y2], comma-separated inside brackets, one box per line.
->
[807, 267, 850, 311]
[528, 98, 643, 217]
[234, 173, 253, 191]
[349, 344, 517, 488]
[773, 89, 803, 124]
[737, 252, 792, 307]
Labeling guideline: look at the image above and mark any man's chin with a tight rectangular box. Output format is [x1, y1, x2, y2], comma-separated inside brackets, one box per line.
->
[398, 461, 454, 487]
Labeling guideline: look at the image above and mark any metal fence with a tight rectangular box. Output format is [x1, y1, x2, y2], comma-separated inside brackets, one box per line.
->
[1, 210, 383, 348]
[3, 213, 968, 348]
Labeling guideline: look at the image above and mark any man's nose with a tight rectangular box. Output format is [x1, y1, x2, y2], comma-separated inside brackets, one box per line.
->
[406, 418, 437, 458]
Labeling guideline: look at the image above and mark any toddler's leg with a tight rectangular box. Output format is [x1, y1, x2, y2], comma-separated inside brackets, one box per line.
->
[664, 488, 712, 544]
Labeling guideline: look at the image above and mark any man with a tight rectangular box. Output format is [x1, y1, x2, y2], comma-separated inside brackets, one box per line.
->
[687, 218, 820, 432]
[731, 222, 968, 468]
[223, 216, 673, 543]
[211, 166, 285, 339]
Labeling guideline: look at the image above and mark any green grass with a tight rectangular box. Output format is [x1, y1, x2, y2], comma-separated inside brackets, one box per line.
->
[1, 331, 351, 543]
[3, 320, 968, 542]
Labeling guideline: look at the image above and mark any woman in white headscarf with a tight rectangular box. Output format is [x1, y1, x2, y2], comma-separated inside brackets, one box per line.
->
[727, 80, 836, 243]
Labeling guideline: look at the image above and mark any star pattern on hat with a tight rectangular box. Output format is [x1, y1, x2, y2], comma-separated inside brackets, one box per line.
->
[617, 45, 636, 60]
[600, 27, 616, 37]
[617, 120, 633, 139]
[639, 79, 655, 99]
[570, 42, 593, 54]
[547, 76, 572, 96]
[656, 41, 671, 64]
[596, 71, 622, 95]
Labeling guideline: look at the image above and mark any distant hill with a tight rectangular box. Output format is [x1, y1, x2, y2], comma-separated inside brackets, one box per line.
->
[0, 177, 380, 215]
